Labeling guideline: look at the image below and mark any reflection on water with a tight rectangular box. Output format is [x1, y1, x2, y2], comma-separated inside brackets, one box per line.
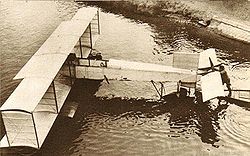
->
[0, 1, 250, 155]
[35, 80, 249, 155]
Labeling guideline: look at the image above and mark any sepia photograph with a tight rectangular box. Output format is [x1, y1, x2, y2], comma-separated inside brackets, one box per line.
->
[0, 0, 250, 155]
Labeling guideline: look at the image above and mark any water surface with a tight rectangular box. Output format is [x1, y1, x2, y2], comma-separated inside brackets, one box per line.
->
[0, 1, 250, 155]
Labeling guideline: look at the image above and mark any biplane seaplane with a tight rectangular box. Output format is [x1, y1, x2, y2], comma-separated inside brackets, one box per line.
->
[0, 7, 249, 150]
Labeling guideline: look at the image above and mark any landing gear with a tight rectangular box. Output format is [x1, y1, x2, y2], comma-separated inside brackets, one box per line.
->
[194, 91, 203, 104]
[151, 80, 165, 100]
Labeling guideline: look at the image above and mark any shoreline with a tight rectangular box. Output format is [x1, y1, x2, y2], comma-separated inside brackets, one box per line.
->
[81, 0, 250, 44]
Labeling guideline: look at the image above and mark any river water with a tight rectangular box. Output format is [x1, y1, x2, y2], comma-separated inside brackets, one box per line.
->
[0, 1, 250, 155]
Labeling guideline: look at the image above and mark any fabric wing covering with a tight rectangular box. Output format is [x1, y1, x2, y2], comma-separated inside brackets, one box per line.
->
[0, 78, 52, 113]
[14, 8, 98, 80]
[0, 78, 54, 148]
[72, 7, 98, 21]
[0, 7, 98, 149]
[1, 111, 38, 148]
[14, 54, 68, 80]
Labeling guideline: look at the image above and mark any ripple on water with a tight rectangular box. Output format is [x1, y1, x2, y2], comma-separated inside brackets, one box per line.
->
[68, 96, 210, 155]
[219, 104, 250, 153]
[1, 1, 250, 155]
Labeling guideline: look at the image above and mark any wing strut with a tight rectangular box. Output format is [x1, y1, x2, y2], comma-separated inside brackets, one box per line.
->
[151, 80, 165, 99]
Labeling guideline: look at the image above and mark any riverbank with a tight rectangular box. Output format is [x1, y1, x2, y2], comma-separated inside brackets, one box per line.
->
[80, 0, 250, 44]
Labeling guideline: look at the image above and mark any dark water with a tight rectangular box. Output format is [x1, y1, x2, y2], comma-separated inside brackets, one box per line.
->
[0, 1, 250, 155]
